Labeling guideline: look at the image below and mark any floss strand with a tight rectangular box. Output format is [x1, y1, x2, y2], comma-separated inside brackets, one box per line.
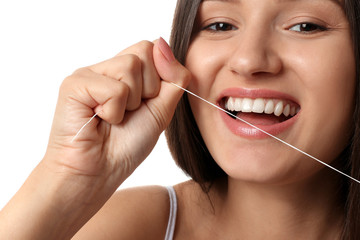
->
[170, 82, 360, 184]
[70, 82, 360, 184]
[71, 112, 100, 143]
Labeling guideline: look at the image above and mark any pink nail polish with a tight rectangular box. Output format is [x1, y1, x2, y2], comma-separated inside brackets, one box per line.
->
[158, 37, 176, 62]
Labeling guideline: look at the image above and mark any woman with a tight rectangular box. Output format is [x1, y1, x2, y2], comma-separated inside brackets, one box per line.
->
[0, 0, 359, 239]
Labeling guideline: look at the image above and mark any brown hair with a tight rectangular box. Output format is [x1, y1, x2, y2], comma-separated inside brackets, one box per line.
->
[342, 1, 360, 238]
[166, 0, 360, 238]
[167, 0, 226, 188]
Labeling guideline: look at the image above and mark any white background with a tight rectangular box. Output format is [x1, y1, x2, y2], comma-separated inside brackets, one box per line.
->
[0, 0, 189, 209]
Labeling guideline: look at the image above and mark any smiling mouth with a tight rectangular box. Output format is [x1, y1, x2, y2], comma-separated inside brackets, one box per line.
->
[220, 97, 301, 125]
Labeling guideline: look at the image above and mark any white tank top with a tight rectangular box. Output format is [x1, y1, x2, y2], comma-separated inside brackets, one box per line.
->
[165, 186, 177, 240]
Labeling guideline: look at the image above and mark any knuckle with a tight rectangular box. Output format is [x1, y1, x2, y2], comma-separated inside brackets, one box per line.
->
[116, 40, 154, 58]
[61, 74, 77, 92]
[61, 67, 89, 87]
[72, 67, 94, 79]
[123, 54, 142, 73]
[59, 68, 95, 98]
[136, 40, 154, 59]
[114, 81, 129, 97]
[72, 67, 88, 76]
[137, 40, 154, 51]
[143, 82, 160, 98]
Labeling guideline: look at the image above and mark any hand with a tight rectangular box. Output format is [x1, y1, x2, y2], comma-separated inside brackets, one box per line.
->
[45, 38, 190, 191]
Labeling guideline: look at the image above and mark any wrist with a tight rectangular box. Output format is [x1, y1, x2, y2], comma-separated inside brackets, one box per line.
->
[34, 160, 118, 231]
[0, 158, 121, 240]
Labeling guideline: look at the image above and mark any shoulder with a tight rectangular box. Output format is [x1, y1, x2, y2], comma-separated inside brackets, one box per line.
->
[73, 185, 171, 240]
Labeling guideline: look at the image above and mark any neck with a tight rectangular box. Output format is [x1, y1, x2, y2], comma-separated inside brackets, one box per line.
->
[210, 168, 345, 240]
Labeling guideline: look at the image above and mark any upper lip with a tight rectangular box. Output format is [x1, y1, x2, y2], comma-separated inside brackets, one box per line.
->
[217, 88, 300, 104]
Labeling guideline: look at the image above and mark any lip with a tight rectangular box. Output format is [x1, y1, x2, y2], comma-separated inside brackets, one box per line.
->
[218, 88, 300, 139]
[217, 88, 299, 103]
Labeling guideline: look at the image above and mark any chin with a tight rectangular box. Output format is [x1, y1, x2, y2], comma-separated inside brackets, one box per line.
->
[214, 149, 321, 186]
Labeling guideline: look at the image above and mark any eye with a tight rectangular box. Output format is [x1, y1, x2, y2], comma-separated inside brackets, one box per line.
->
[289, 22, 327, 34]
[203, 22, 237, 32]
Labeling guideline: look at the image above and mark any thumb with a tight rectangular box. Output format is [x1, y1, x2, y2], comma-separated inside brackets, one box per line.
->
[149, 37, 191, 128]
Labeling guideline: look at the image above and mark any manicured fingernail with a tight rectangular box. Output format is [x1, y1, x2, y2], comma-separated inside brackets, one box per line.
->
[157, 37, 175, 62]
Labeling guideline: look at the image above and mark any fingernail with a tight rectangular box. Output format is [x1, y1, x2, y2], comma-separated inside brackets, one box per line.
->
[157, 37, 176, 63]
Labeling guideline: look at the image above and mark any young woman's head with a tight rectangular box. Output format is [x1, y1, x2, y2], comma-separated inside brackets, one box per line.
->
[166, 0, 360, 238]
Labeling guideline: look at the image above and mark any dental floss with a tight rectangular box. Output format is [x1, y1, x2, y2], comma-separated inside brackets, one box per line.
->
[70, 83, 360, 184]
[71, 112, 100, 143]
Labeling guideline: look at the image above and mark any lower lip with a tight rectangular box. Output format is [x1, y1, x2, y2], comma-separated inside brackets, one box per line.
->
[220, 110, 299, 139]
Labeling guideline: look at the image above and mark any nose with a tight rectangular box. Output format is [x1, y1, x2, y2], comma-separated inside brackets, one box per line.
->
[227, 28, 283, 78]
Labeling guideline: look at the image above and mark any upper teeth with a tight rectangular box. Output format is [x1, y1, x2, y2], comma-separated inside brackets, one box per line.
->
[225, 97, 299, 117]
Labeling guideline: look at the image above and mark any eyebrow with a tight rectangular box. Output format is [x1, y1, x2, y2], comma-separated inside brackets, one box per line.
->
[202, 0, 342, 7]
[203, 0, 233, 1]
[276, 0, 342, 7]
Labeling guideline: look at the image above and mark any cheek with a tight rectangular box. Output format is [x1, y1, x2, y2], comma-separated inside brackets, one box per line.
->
[300, 45, 354, 99]
[185, 39, 229, 97]
[285, 37, 356, 160]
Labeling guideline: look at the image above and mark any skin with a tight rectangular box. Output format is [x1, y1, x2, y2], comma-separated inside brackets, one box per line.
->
[0, 0, 355, 239]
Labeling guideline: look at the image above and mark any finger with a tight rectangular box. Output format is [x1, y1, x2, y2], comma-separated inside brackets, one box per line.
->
[148, 37, 191, 129]
[117, 41, 161, 99]
[62, 68, 129, 125]
[87, 55, 142, 111]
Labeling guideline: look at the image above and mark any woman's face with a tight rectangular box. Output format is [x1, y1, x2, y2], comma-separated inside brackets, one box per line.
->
[185, 0, 356, 184]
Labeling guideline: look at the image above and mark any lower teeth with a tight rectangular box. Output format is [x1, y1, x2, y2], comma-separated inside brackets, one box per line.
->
[227, 111, 291, 124]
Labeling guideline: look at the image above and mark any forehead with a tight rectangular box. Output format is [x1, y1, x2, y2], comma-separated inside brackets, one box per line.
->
[199, 0, 345, 16]
[202, 0, 343, 7]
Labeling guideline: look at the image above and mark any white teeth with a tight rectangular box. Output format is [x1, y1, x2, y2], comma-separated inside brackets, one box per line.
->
[264, 100, 275, 114]
[226, 97, 235, 111]
[252, 98, 265, 113]
[234, 98, 242, 110]
[283, 104, 290, 117]
[225, 97, 298, 117]
[290, 106, 296, 116]
[242, 98, 253, 112]
[274, 101, 284, 117]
